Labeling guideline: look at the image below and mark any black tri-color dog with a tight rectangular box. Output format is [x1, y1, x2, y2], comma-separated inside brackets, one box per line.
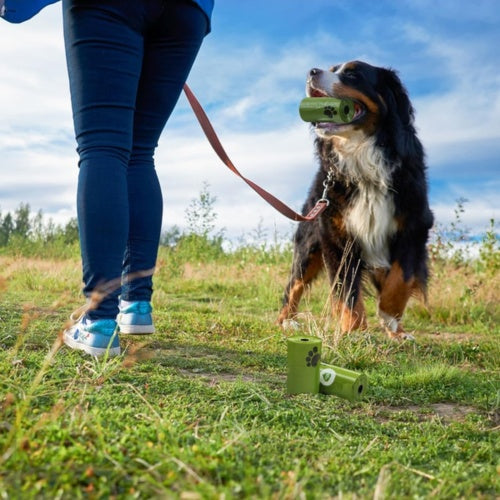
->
[278, 61, 434, 340]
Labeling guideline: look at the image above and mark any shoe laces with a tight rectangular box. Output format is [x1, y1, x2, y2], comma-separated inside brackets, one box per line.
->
[69, 304, 88, 323]
[69, 290, 106, 323]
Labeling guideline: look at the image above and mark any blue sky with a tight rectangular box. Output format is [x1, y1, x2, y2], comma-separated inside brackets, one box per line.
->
[1, 0, 499, 243]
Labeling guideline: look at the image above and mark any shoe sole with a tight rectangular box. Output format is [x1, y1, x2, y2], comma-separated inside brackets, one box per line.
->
[64, 331, 121, 357]
[118, 324, 155, 335]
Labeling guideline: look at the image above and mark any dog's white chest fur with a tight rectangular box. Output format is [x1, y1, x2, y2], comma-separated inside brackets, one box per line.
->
[346, 183, 396, 268]
[336, 136, 398, 268]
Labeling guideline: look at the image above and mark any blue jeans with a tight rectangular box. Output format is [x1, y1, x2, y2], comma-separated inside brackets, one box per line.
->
[63, 0, 208, 320]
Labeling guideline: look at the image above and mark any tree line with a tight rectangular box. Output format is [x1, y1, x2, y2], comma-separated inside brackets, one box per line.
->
[0, 203, 78, 247]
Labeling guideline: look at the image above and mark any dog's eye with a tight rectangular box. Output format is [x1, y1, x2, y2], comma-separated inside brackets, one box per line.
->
[343, 70, 357, 79]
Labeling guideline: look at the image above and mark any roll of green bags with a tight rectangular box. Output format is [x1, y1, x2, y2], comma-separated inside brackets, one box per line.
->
[299, 97, 355, 123]
[319, 362, 368, 401]
[286, 336, 322, 394]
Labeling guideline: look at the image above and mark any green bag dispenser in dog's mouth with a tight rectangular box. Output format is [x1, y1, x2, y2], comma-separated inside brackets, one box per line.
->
[299, 97, 356, 124]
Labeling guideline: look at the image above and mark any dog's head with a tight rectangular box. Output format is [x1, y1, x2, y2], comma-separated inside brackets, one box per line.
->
[306, 61, 417, 156]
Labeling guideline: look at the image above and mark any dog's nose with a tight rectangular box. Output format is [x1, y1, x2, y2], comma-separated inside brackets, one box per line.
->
[309, 68, 322, 76]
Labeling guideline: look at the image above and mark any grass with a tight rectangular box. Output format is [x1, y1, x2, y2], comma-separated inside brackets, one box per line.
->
[0, 243, 499, 499]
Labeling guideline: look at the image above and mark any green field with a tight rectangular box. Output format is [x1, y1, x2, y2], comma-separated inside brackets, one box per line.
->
[0, 230, 498, 498]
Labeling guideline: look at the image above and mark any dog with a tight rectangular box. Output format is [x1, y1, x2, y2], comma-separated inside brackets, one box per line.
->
[278, 61, 434, 340]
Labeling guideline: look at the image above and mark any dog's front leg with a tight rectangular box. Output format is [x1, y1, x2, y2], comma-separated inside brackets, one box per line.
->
[374, 262, 415, 340]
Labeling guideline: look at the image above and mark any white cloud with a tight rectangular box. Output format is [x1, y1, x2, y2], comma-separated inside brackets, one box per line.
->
[0, 7, 70, 128]
[407, 27, 500, 148]
[154, 122, 316, 240]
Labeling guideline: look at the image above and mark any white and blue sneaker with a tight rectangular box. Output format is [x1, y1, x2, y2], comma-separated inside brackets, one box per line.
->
[117, 301, 155, 335]
[64, 316, 120, 357]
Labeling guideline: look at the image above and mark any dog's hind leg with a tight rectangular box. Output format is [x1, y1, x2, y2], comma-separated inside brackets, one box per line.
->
[278, 229, 324, 325]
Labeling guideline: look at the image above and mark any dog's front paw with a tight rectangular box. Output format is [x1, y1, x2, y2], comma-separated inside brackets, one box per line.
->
[282, 319, 301, 331]
[401, 332, 415, 341]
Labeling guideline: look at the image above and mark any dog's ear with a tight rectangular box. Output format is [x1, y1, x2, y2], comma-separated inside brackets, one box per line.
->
[379, 68, 422, 159]
[380, 68, 414, 127]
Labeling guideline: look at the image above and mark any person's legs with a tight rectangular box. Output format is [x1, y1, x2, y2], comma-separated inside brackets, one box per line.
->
[63, 0, 207, 350]
[63, 0, 147, 320]
[121, 0, 208, 302]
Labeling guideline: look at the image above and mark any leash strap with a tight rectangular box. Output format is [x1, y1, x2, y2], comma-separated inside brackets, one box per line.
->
[183, 84, 328, 222]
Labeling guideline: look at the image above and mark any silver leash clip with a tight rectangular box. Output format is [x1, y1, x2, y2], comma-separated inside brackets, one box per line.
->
[318, 170, 335, 206]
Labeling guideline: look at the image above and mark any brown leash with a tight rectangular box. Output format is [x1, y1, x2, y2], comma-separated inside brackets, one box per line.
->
[183, 84, 328, 222]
